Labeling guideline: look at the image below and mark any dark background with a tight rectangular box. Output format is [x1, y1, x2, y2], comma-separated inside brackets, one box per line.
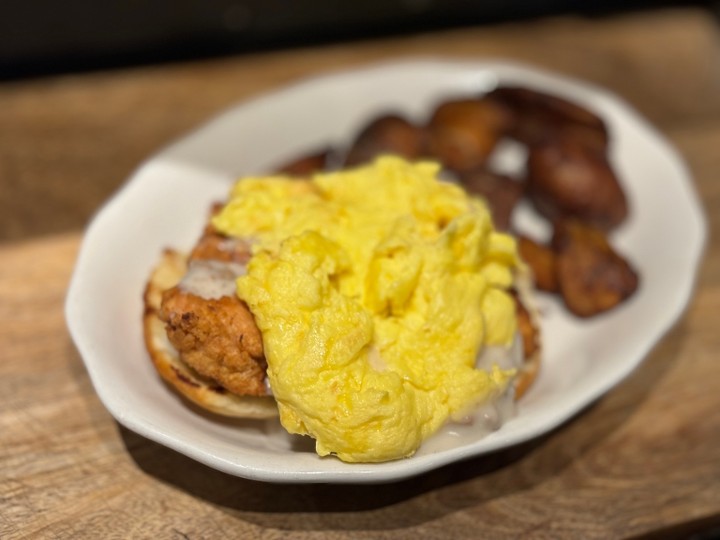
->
[1, 0, 712, 80]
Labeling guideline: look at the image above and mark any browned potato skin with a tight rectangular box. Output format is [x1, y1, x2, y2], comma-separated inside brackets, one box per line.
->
[526, 138, 628, 230]
[427, 98, 511, 172]
[517, 236, 559, 293]
[552, 220, 639, 317]
[488, 86, 609, 152]
[458, 168, 523, 231]
[344, 114, 428, 166]
[276, 149, 331, 176]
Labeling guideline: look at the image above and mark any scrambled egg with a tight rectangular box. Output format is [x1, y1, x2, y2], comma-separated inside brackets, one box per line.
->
[213, 156, 520, 462]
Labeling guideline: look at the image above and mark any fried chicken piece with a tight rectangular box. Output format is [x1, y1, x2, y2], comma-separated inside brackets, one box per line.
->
[526, 137, 628, 230]
[427, 98, 511, 172]
[488, 86, 609, 153]
[276, 148, 332, 176]
[159, 201, 267, 398]
[344, 114, 428, 166]
[458, 168, 523, 231]
[159, 285, 268, 396]
[189, 205, 253, 264]
[552, 220, 639, 317]
[517, 236, 559, 293]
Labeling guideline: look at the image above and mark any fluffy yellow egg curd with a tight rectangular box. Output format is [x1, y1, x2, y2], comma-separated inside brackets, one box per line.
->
[212, 156, 520, 463]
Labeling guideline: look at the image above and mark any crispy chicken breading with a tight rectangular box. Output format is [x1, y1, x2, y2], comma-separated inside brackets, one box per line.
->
[159, 285, 268, 397]
[158, 207, 268, 398]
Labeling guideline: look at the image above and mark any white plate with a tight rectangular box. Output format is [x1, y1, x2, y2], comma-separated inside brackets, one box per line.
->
[66, 59, 707, 484]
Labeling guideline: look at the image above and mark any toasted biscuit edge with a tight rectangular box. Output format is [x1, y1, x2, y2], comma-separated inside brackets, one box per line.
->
[142, 249, 278, 419]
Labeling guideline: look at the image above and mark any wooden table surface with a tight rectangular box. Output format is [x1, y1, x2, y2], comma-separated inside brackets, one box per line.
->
[2, 8, 720, 539]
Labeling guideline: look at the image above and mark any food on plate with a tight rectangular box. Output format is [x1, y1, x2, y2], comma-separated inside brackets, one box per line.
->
[145, 156, 541, 462]
[276, 148, 333, 176]
[426, 98, 511, 172]
[511, 288, 541, 399]
[143, 76, 644, 463]
[160, 276, 266, 397]
[552, 219, 639, 317]
[344, 114, 427, 167]
[517, 235, 559, 293]
[144, 249, 278, 418]
[517, 221, 638, 317]
[271, 83, 638, 317]
[458, 168, 524, 231]
[526, 137, 628, 230]
[487, 86, 609, 152]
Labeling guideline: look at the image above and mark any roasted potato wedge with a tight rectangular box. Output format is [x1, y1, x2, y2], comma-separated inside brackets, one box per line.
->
[488, 86, 609, 152]
[344, 114, 428, 166]
[517, 236, 559, 293]
[526, 138, 628, 230]
[276, 148, 333, 176]
[427, 98, 511, 172]
[552, 220, 639, 317]
[459, 168, 523, 231]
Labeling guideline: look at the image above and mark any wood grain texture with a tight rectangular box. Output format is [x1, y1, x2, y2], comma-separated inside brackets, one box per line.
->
[2, 7, 720, 539]
[1, 228, 719, 539]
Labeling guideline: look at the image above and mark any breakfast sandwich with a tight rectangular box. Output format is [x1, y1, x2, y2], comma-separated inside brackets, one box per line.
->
[143, 156, 541, 462]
